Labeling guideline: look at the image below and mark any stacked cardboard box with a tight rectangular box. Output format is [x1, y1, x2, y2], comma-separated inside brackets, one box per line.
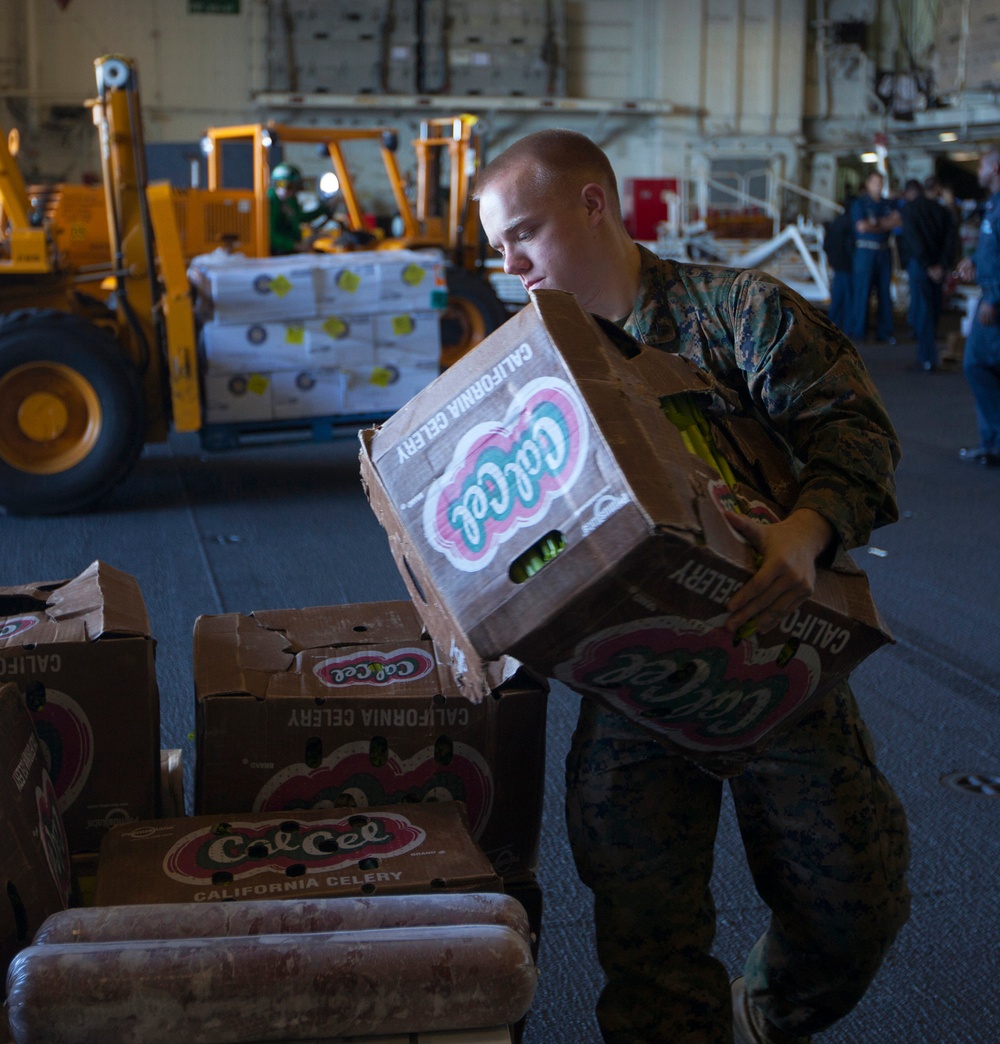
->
[92, 801, 501, 906]
[360, 289, 893, 776]
[190, 249, 445, 425]
[0, 683, 71, 995]
[193, 600, 548, 880]
[0, 561, 161, 854]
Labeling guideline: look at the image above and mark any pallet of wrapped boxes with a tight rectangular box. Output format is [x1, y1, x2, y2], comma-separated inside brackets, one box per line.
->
[189, 248, 447, 431]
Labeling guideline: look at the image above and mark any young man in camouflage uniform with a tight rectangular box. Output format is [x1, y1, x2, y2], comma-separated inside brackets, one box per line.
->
[476, 130, 911, 1044]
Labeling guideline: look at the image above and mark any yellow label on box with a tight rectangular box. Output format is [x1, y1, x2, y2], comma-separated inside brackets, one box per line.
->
[369, 366, 393, 387]
[269, 274, 293, 298]
[402, 263, 426, 287]
[284, 325, 306, 345]
[322, 316, 348, 338]
[392, 314, 415, 336]
[247, 373, 270, 396]
[337, 270, 361, 293]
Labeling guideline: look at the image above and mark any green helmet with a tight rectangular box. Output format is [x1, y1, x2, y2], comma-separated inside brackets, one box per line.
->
[271, 163, 302, 187]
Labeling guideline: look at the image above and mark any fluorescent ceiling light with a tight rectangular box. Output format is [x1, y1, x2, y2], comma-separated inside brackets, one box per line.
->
[939, 131, 958, 142]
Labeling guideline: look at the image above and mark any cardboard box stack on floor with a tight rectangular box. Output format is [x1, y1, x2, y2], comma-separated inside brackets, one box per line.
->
[193, 599, 547, 878]
[0, 561, 161, 856]
[1, 570, 542, 1040]
[190, 248, 447, 425]
[93, 801, 502, 906]
[361, 288, 893, 777]
[0, 683, 71, 998]
[192, 598, 548, 961]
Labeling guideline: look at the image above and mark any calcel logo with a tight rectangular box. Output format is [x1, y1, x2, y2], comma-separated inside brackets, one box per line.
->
[422, 377, 588, 571]
[1, 615, 38, 640]
[313, 647, 435, 687]
[163, 812, 425, 885]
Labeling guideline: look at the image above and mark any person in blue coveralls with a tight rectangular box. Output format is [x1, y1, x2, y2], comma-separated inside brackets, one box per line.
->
[956, 147, 1000, 467]
[845, 171, 901, 342]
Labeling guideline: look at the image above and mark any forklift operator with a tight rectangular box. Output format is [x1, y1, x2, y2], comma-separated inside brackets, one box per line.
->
[267, 163, 330, 255]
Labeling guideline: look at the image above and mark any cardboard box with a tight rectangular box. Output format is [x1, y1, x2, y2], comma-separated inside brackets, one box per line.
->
[190, 254, 320, 324]
[0, 561, 161, 852]
[360, 290, 892, 773]
[342, 350, 440, 416]
[375, 250, 448, 310]
[0, 683, 71, 993]
[202, 371, 274, 424]
[202, 319, 313, 373]
[271, 367, 346, 420]
[93, 801, 502, 907]
[194, 600, 547, 877]
[306, 313, 376, 368]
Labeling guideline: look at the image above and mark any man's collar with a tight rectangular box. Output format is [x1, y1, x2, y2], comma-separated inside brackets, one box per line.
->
[630, 245, 678, 346]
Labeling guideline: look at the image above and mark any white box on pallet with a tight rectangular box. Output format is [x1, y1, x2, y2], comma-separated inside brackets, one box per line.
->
[271, 368, 346, 420]
[374, 310, 442, 357]
[195, 257, 319, 324]
[342, 349, 438, 415]
[305, 314, 376, 369]
[203, 372, 274, 424]
[202, 321, 312, 374]
[377, 250, 447, 309]
[315, 255, 382, 312]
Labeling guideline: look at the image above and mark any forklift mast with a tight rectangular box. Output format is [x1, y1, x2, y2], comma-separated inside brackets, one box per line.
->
[91, 55, 172, 440]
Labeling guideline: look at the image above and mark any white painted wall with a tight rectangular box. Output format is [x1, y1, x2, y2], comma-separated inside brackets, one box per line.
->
[4, 0, 976, 221]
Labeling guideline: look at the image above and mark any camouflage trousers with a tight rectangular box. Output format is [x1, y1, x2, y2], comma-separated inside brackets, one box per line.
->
[565, 681, 911, 1044]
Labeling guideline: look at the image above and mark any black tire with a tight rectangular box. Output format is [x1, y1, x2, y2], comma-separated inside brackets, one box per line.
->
[0, 309, 146, 516]
[439, 267, 511, 369]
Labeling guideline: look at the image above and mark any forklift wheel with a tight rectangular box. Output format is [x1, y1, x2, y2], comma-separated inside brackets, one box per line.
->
[0, 310, 146, 516]
[439, 267, 511, 370]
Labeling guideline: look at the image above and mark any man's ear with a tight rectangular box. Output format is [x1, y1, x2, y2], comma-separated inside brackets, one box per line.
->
[581, 182, 607, 224]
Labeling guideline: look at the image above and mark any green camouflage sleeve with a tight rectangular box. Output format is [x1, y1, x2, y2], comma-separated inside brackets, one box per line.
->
[627, 252, 900, 550]
[721, 269, 900, 548]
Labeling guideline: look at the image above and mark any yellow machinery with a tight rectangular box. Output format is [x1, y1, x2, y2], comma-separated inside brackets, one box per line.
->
[0, 57, 509, 517]
[0, 56, 199, 516]
[200, 114, 507, 368]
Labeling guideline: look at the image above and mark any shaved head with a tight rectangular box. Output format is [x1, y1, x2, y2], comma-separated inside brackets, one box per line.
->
[475, 129, 624, 223]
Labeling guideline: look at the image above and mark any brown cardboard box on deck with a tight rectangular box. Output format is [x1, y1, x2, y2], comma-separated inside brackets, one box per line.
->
[0, 683, 71, 994]
[0, 561, 161, 852]
[92, 801, 502, 907]
[193, 600, 547, 877]
[359, 289, 893, 776]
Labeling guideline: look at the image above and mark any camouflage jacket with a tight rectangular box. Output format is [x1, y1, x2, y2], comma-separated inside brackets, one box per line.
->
[621, 246, 900, 550]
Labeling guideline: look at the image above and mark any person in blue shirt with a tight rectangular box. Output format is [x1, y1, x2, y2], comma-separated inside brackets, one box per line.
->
[845, 171, 901, 342]
[956, 148, 1000, 467]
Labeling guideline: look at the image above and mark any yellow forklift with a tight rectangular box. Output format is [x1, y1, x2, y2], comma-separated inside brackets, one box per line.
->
[199, 113, 508, 368]
[0, 56, 508, 517]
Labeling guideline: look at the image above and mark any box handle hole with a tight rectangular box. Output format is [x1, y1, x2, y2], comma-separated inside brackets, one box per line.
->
[509, 531, 566, 584]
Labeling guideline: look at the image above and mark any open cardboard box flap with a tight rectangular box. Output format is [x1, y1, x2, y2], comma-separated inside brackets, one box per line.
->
[0, 560, 151, 646]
